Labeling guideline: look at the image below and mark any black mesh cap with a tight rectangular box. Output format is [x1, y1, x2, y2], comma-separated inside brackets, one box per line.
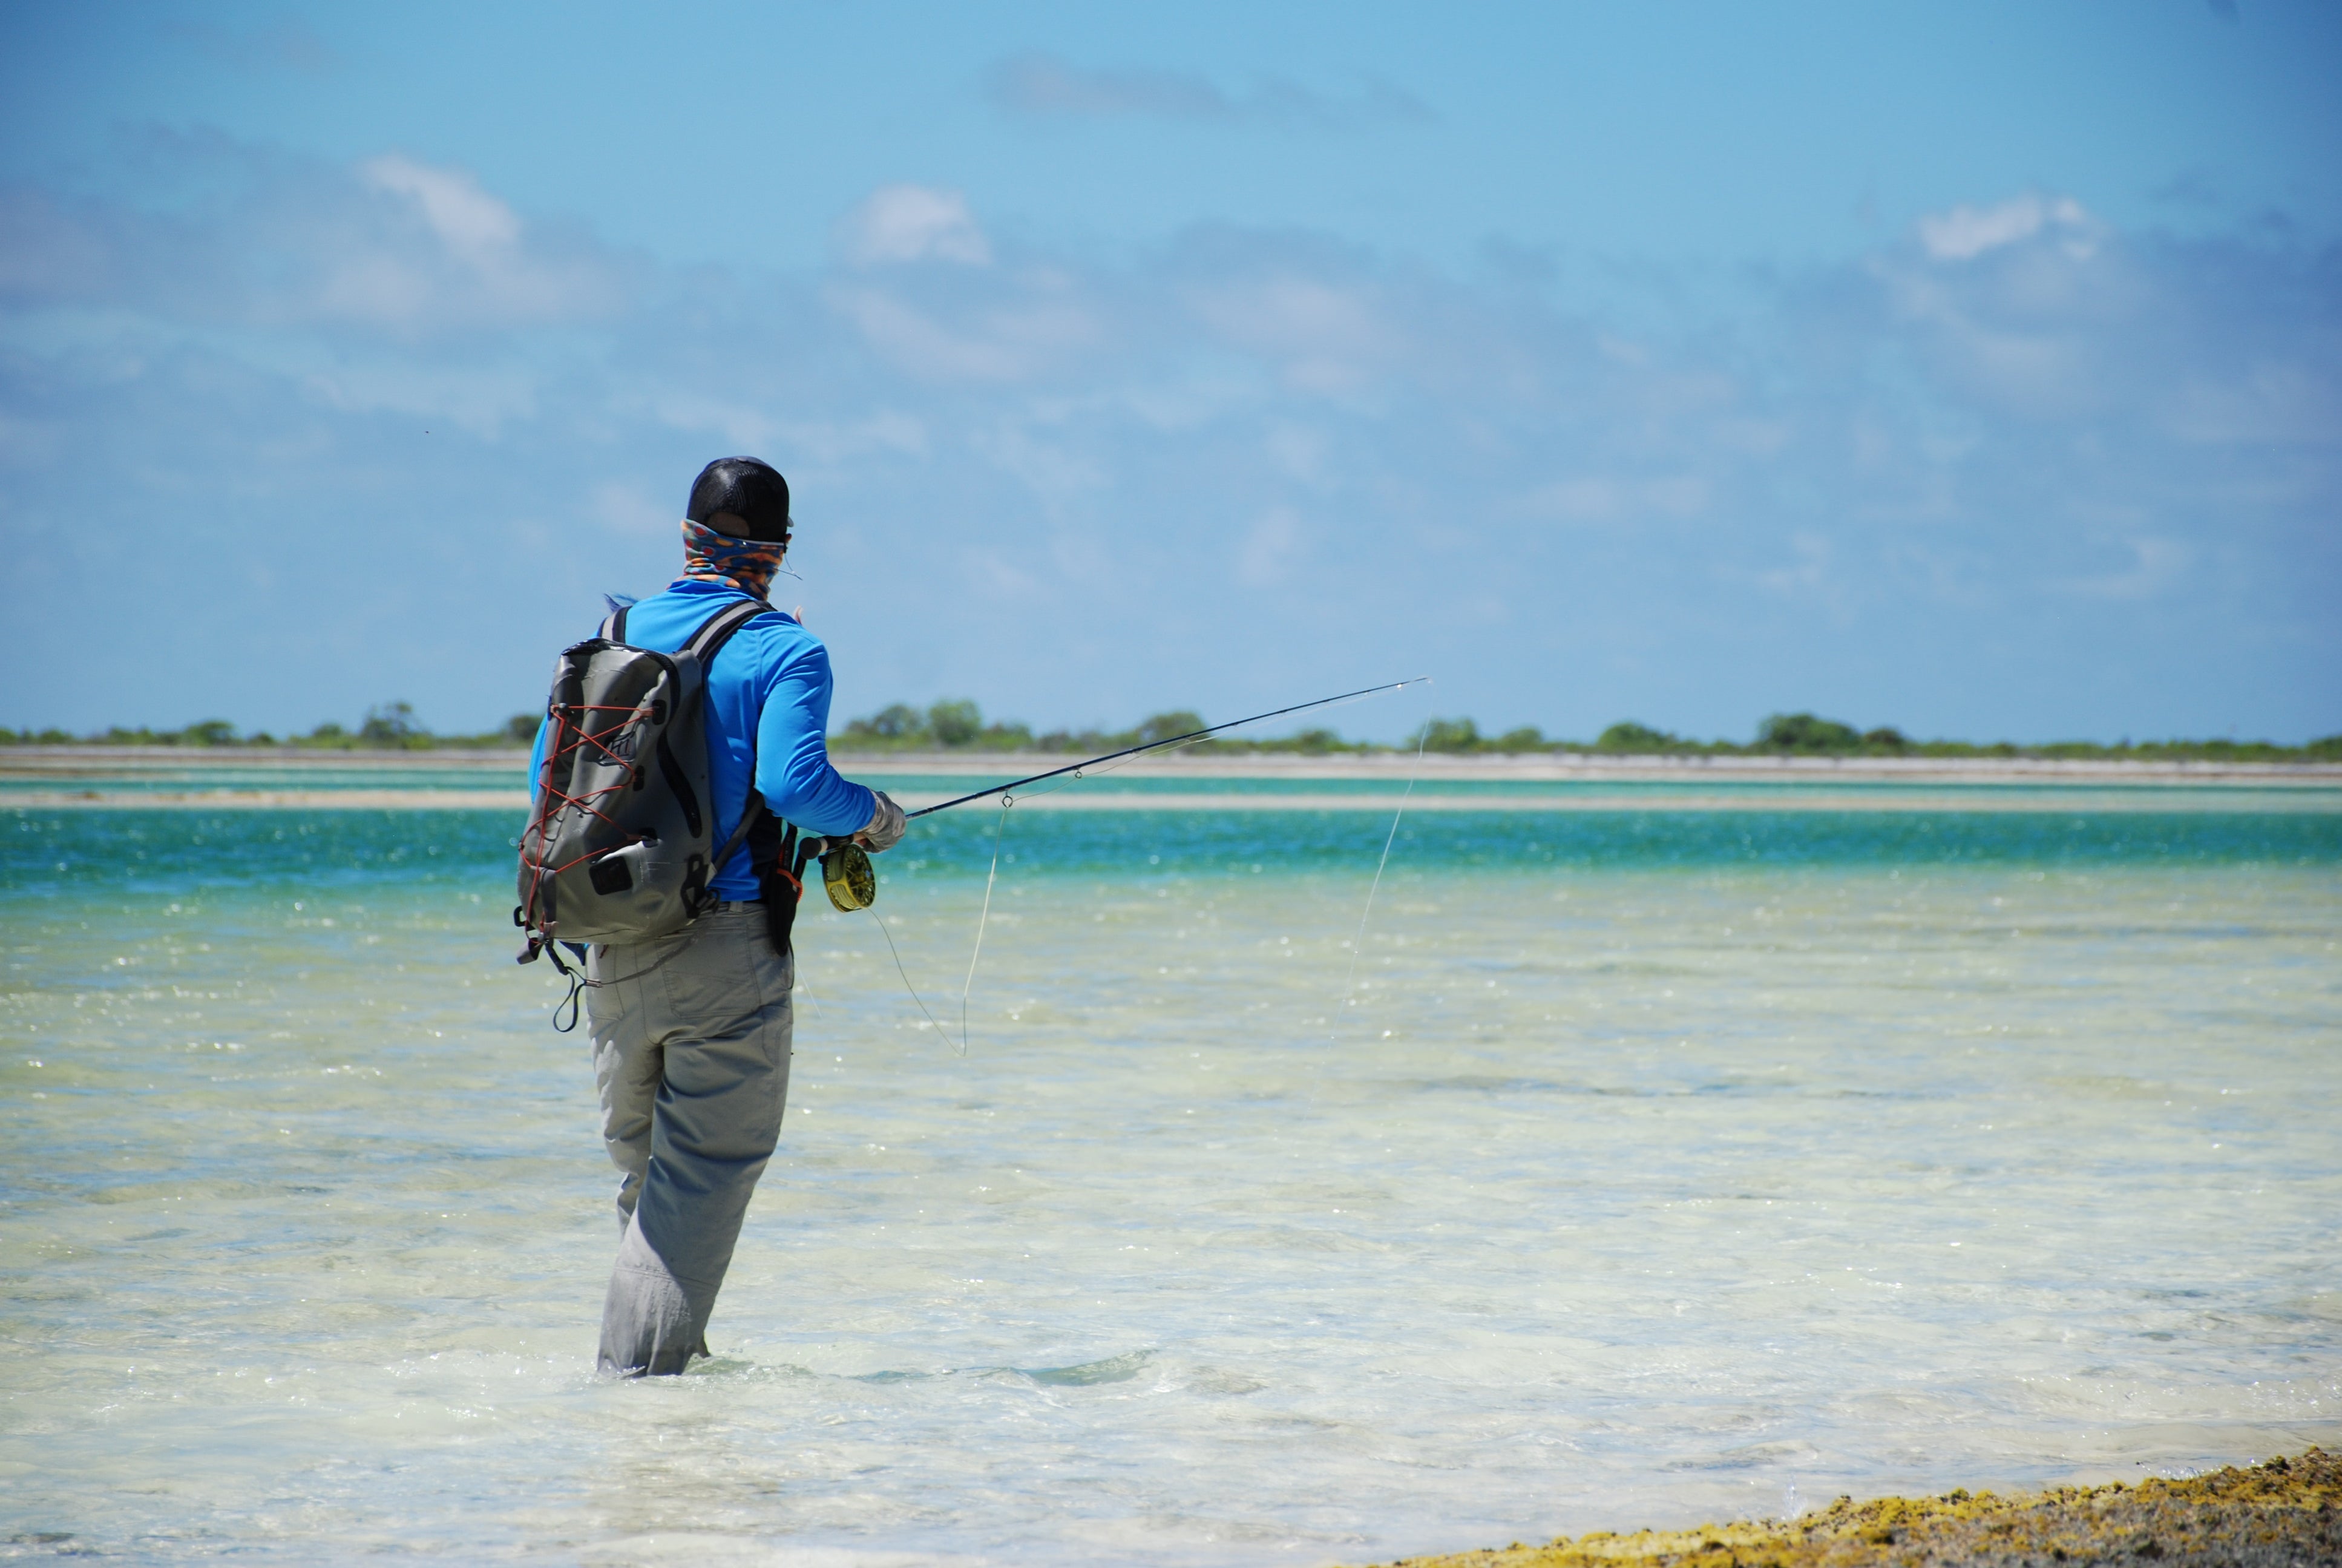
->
[686, 457, 793, 542]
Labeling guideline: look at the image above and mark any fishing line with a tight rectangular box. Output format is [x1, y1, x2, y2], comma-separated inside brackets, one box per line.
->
[956, 804, 1010, 1055]
[864, 906, 954, 1044]
[874, 676, 1431, 1055]
[1338, 682, 1434, 1032]
[855, 802, 1006, 1057]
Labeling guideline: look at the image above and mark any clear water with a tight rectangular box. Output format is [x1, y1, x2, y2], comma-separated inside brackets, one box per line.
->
[4, 807, 2338, 1564]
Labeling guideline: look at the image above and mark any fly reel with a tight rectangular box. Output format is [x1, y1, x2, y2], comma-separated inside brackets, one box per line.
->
[821, 841, 877, 911]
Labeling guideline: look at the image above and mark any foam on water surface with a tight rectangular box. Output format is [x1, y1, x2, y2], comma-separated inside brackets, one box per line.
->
[2, 808, 2337, 1563]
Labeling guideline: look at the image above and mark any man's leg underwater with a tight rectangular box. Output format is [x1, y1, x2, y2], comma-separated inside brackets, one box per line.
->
[595, 908, 793, 1376]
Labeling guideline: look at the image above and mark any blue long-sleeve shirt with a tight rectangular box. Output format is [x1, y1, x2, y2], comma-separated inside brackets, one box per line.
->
[532, 579, 876, 900]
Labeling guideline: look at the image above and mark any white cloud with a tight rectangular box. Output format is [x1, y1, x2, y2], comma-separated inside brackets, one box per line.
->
[986, 53, 1434, 130]
[828, 285, 1097, 383]
[0, 145, 636, 333]
[1917, 193, 2096, 262]
[362, 156, 521, 258]
[1238, 506, 1307, 586]
[2064, 537, 2191, 600]
[1186, 274, 1400, 396]
[830, 288, 1025, 379]
[841, 185, 992, 266]
[969, 418, 1106, 501]
[321, 154, 619, 330]
[1756, 531, 1837, 602]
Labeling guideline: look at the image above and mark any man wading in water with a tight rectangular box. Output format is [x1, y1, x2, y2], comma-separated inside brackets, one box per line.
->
[546, 456, 906, 1375]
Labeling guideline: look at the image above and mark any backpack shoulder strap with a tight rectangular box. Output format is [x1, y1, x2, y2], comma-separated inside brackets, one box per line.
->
[689, 597, 785, 882]
[594, 596, 751, 655]
[683, 596, 772, 665]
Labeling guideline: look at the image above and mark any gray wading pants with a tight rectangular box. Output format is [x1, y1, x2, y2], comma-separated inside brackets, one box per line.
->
[586, 905, 793, 1376]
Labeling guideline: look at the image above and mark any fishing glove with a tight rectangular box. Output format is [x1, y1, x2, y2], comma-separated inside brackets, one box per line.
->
[856, 789, 907, 853]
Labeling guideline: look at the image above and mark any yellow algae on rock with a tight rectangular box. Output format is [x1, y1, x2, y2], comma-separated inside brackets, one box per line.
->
[1353, 1448, 2338, 1567]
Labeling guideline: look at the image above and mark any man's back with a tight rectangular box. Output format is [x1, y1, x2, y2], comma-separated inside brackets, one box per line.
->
[573, 579, 874, 901]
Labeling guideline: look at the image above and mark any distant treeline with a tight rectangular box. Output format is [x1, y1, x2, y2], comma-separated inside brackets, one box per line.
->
[0, 703, 535, 752]
[832, 700, 1205, 755]
[830, 700, 2342, 764]
[7, 701, 2339, 763]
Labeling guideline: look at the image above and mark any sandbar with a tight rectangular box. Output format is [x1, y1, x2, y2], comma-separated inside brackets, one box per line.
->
[1368, 1451, 2332, 1568]
[1354, 1448, 2337, 1567]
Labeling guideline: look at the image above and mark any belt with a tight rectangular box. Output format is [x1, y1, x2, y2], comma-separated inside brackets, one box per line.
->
[707, 897, 764, 912]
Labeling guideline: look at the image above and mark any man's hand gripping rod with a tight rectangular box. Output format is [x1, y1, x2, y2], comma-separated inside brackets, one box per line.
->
[903, 677, 1432, 821]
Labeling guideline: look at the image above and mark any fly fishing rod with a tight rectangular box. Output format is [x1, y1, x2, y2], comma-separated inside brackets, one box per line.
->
[905, 677, 1432, 819]
[804, 677, 1429, 911]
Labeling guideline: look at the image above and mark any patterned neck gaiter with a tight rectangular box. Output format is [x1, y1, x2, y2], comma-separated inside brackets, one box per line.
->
[679, 517, 785, 600]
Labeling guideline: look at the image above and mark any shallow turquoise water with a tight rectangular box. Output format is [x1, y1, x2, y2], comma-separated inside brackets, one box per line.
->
[9, 804, 2341, 890]
[3, 807, 2338, 1563]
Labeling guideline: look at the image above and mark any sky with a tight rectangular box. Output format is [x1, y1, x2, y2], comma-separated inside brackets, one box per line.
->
[2, 0, 2337, 743]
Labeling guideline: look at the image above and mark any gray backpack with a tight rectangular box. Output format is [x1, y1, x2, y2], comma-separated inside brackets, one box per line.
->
[515, 597, 771, 988]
